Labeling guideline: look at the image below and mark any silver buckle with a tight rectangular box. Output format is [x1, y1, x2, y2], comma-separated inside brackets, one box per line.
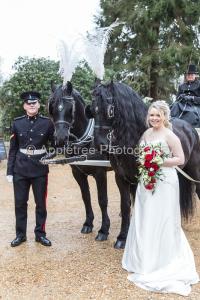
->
[26, 145, 36, 155]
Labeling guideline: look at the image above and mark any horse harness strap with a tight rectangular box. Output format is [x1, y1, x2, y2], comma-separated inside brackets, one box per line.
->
[71, 118, 94, 147]
[178, 102, 187, 119]
[94, 125, 112, 130]
[175, 166, 200, 183]
[55, 95, 75, 127]
[55, 120, 71, 126]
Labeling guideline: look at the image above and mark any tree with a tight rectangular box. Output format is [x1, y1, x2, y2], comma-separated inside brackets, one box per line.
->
[0, 57, 3, 86]
[0, 56, 61, 127]
[72, 61, 95, 103]
[98, 0, 200, 100]
[0, 57, 95, 127]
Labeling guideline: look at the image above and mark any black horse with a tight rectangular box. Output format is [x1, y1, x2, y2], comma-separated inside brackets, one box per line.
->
[87, 80, 200, 248]
[48, 81, 110, 242]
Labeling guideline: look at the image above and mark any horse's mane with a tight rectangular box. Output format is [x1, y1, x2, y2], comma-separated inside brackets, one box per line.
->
[72, 89, 86, 107]
[100, 82, 148, 147]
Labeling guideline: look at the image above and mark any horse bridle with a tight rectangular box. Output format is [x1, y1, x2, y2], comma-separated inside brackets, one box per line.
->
[93, 96, 115, 146]
[53, 95, 94, 145]
[54, 95, 75, 128]
[50, 95, 79, 143]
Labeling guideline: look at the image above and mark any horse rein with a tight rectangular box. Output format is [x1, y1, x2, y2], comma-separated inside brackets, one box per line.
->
[176, 166, 200, 183]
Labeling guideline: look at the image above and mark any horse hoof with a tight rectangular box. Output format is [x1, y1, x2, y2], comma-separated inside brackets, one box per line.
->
[114, 240, 126, 249]
[95, 232, 108, 241]
[81, 225, 93, 234]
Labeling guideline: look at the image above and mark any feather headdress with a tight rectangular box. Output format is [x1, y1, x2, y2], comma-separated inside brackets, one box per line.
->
[57, 39, 82, 86]
[84, 20, 123, 80]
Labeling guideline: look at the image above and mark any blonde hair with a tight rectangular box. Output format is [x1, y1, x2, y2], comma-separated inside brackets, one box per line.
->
[146, 100, 172, 129]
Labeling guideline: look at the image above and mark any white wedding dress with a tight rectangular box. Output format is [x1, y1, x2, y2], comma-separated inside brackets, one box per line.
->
[122, 140, 199, 296]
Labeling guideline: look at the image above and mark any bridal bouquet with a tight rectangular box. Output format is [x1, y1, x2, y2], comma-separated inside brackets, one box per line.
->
[137, 142, 169, 193]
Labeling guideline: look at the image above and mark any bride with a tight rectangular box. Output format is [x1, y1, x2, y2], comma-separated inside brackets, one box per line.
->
[122, 100, 199, 296]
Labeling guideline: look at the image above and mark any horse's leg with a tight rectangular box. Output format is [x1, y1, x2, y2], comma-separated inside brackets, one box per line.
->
[130, 184, 137, 207]
[94, 169, 110, 241]
[71, 167, 94, 233]
[114, 173, 131, 249]
[195, 183, 200, 200]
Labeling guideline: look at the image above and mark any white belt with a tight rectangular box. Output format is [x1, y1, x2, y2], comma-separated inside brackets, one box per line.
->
[20, 149, 46, 155]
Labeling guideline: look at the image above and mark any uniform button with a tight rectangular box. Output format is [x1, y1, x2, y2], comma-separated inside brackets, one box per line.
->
[30, 138, 32, 141]
[31, 121, 34, 124]
[28, 155, 30, 158]
[30, 129, 33, 132]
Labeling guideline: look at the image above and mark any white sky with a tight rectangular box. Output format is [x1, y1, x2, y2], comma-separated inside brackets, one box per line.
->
[0, 0, 100, 77]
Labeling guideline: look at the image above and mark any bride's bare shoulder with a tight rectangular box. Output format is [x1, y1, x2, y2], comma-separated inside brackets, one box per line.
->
[139, 129, 153, 143]
[143, 128, 152, 137]
[165, 127, 176, 136]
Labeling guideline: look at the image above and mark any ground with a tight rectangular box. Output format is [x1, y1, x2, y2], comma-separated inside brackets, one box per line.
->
[0, 160, 200, 300]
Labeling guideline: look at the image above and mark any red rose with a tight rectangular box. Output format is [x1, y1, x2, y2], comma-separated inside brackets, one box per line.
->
[145, 154, 153, 161]
[150, 178, 156, 184]
[144, 146, 150, 152]
[151, 150, 157, 157]
[151, 163, 159, 171]
[145, 183, 154, 190]
[144, 161, 151, 168]
[148, 171, 155, 177]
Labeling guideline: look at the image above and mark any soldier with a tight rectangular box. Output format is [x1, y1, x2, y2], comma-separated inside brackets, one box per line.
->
[171, 64, 200, 127]
[7, 91, 55, 247]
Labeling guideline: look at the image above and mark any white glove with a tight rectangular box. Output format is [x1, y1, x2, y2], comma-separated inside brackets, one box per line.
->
[6, 175, 13, 183]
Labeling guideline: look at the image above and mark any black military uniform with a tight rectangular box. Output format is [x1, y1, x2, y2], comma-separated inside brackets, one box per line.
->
[7, 91, 55, 247]
[171, 64, 200, 127]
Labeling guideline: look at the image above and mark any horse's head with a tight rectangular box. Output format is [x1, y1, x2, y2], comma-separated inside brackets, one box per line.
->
[48, 81, 76, 147]
[87, 80, 148, 151]
[86, 81, 115, 149]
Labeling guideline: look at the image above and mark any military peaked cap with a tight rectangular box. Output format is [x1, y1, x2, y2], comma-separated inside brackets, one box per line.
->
[20, 91, 41, 103]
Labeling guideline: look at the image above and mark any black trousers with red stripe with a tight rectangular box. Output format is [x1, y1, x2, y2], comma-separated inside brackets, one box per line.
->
[13, 174, 48, 238]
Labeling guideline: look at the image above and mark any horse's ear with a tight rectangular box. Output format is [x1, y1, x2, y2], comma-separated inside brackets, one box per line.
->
[66, 81, 73, 95]
[47, 100, 53, 116]
[94, 77, 101, 87]
[51, 80, 56, 93]
[110, 79, 115, 93]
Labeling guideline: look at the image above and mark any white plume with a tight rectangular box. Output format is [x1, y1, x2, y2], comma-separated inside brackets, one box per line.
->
[84, 20, 123, 80]
[57, 39, 82, 86]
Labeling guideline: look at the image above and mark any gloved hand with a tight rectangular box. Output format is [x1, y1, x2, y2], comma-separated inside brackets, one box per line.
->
[183, 95, 194, 101]
[177, 94, 194, 103]
[6, 175, 13, 183]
